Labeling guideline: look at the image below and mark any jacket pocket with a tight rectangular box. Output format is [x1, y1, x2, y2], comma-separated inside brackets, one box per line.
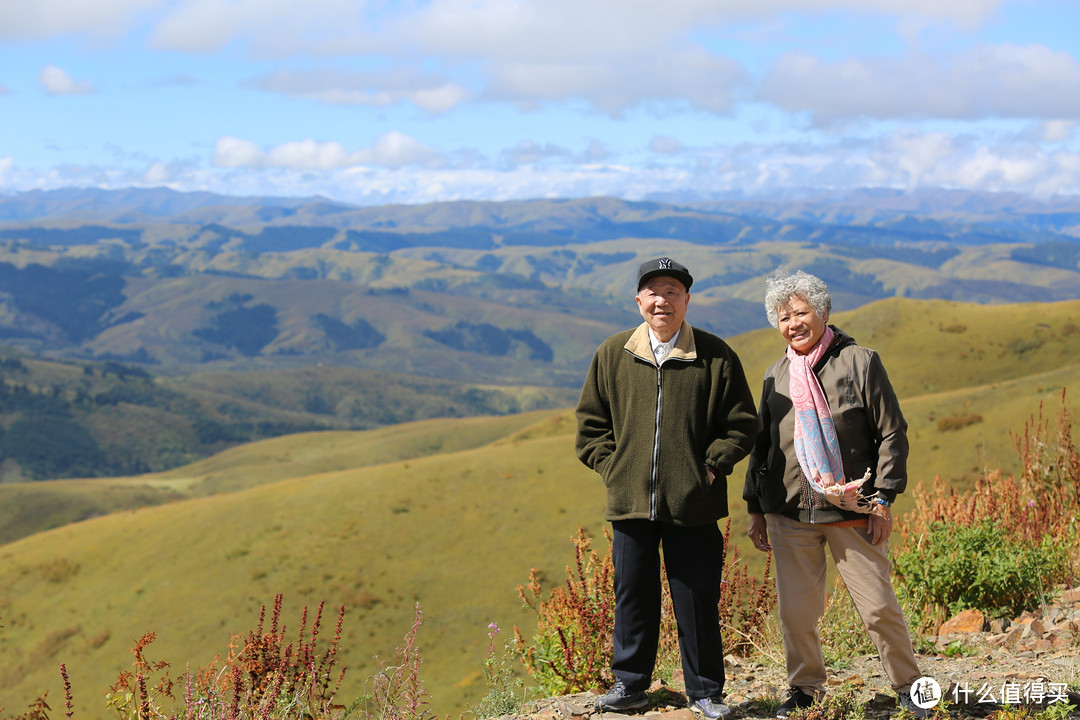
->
[597, 453, 616, 487]
[752, 466, 787, 514]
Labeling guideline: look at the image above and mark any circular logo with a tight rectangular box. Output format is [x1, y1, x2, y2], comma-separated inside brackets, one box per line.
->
[909, 677, 942, 710]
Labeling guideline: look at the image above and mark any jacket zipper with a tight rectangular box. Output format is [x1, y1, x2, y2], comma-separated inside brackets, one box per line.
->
[651, 365, 662, 520]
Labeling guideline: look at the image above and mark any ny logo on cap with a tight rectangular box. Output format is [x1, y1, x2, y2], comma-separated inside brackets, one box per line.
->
[658, 258, 672, 269]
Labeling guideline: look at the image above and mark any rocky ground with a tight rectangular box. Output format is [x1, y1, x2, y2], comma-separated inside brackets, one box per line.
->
[501, 589, 1080, 720]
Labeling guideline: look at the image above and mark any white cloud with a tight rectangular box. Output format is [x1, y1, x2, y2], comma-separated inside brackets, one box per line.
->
[8, 128, 1080, 205]
[143, 161, 170, 185]
[0, 0, 1005, 48]
[212, 136, 265, 168]
[759, 44, 1080, 124]
[2, 0, 1019, 121]
[147, 0, 370, 55]
[582, 140, 610, 162]
[1041, 121, 1076, 143]
[97, 0, 1005, 118]
[651, 136, 683, 155]
[363, 131, 445, 169]
[211, 132, 444, 171]
[266, 139, 357, 170]
[409, 84, 472, 114]
[142, 159, 198, 186]
[38, 64, 95, 95]
[488, 47, 750, 116]
[253, 68, 470, 114]
[0, 0, 157, 41]
[391, 0, 1002, 63]
[499, 141, 571, 168]
[883, 131, 965, 189]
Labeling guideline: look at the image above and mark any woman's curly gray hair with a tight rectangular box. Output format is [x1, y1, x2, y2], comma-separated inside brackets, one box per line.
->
[764, 268, 832, 328]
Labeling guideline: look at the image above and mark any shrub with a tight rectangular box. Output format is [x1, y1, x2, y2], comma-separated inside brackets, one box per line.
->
[896, 391, 1080, 621]
[471, 624, 525, 719]
[893, 520, 1068, 617]
[936, 413, 983, 432]
[514, 527, 614, 697]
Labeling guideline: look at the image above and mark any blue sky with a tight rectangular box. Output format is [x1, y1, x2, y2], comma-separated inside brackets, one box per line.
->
[1, 0, 1078, 206]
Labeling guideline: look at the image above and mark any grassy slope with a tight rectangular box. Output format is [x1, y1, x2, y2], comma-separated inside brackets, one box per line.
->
[0, 411, 602, 718]
[0, 411, 566, 543]
[2, 298, 1080, 716]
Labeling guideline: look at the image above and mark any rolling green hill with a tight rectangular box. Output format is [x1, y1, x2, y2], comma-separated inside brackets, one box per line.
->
[1, 298, 1079, 717]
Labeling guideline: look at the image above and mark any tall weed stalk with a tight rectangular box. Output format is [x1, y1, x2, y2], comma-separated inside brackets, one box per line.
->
[364, 604, 435, 720]
[104, 594, 349, 720]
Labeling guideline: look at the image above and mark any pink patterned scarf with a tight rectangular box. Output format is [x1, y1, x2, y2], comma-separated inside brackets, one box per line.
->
[787, 327, 882, 515]
[788, 326, 844, 490]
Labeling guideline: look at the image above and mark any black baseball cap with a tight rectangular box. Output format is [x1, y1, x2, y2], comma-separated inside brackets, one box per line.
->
[637, 257, 693, 291]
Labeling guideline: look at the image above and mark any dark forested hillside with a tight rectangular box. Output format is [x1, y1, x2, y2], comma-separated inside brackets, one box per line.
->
[0, 349, 577, 481]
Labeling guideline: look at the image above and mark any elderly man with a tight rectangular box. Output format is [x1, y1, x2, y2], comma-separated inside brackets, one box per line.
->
[575, 257, 758, 719]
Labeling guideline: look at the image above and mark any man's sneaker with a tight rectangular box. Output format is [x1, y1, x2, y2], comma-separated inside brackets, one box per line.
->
[690, 696, 733, 719]
[898, 692, 932, 718]
[776, 687, 816, 718]
[595, 681, 649, 713]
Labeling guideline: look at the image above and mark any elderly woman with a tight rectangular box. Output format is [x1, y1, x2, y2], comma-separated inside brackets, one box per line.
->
[743, 269, 927, 719]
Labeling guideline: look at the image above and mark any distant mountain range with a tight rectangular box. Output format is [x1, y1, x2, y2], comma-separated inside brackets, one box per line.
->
[0, 184, 1076, 379]
[4, 185, 1080, 230]
[1, 187, 1077, 374]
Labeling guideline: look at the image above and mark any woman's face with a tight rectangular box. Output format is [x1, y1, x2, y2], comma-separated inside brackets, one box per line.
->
[776, 295, 828, 354]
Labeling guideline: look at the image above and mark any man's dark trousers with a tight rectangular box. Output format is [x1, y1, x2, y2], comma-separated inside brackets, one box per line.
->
[611, 518, 726, 700]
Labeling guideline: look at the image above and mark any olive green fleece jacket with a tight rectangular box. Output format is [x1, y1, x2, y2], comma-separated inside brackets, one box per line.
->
[575, 321, 759, 526]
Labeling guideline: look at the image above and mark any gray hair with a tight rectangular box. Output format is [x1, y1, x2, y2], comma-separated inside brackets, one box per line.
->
[763, 268, 832, 328]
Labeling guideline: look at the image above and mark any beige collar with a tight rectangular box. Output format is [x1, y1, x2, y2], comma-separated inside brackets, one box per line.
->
[624, 321, 697, 365]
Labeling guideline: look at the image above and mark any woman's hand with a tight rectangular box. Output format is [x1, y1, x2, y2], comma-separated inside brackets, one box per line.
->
[867, 511, 892, 545]
[748, 513, 771, 552]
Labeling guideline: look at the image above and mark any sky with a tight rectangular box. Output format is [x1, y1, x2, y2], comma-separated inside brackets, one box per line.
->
[1, 0, 1079, 206]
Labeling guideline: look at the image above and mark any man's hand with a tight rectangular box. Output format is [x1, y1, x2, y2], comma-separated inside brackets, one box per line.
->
[706, 464, 717, 484]
[748, 513, 771, 552]
[867, 511, 892, 545]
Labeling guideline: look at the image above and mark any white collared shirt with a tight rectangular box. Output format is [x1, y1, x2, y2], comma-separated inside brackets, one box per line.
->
[649, 327, 681, 365]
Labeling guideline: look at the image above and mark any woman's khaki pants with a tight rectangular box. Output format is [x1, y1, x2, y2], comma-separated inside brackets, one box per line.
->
[767, 513, 922, 697]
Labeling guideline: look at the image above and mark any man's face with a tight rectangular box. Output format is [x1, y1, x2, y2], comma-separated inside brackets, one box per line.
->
[636, 276, 690, 341]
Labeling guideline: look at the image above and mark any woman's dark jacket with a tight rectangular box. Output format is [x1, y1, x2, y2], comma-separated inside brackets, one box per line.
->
[742, 326, 908, 524]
